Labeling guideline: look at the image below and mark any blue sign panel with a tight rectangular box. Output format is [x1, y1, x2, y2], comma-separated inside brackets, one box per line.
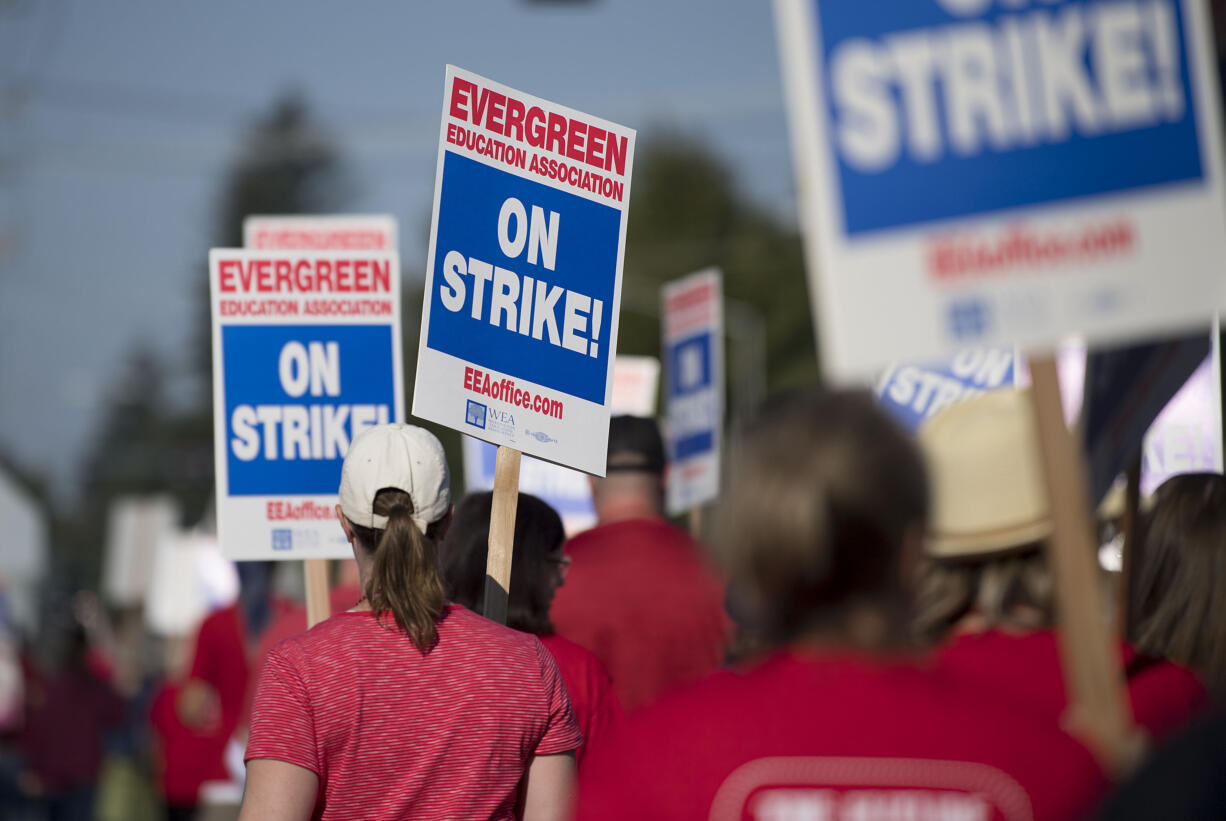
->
[222, 324, 396, 495]
[667, 332, 716, 460]
[815, 0, 1205, 235]
[426, 151, 621, 405]
[877, 347, 1016, 432]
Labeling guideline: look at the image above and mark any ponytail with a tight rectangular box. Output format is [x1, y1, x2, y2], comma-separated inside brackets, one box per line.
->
[351, 488, 447, 652]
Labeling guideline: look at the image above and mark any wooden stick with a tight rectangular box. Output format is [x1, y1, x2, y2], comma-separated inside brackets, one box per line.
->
[484, 446, 522, 625]
[1028, 354, 1134, 774]
[1118, 455, 1142, 640]
[688, 506, 703, 540]
[305, 559, 331, 629]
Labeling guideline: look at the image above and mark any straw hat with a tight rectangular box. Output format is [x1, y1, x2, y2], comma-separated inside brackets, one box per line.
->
[918, 389, 1051, 558]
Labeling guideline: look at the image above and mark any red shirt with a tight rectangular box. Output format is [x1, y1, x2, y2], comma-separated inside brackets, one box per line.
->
[246, 605, 582, 821]
[936, 629, 1209, 740]
[540, 633, 621, 769]
[150, 681, 228, 804]
[550, 517, 728, 710]
[22, 664, 124, 792]
[577, 650, 1108, 821]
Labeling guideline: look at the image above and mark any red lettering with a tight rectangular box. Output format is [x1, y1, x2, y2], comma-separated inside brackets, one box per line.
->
[316, 259, 334, 291]
[371, 260, 390, 292]
[545, 112, 567, 155]
[586, 127, 606, 170]
[219, 259, 238, 292]
[450, 78, 474, 121]
[606, 132, 628, 176]
[353, 259, 369, 290]
[504, 97, 526, 141]
[255, 259, 272, 291]
[335, 259, 352, 291]
[464, 367, 474, 390]
[526, 106, 547, 147]
[473, 87, 492, 129]
[566, 118, 586, 162]
[294, 259, 311, 291]
[481, 372, 492, 394]
[486, 91, 506, 133]
[275, 259, 292, 292]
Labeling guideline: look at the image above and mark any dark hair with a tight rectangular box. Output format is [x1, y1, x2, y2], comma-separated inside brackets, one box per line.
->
[348, 488, 448, 652]
[1133, 473, 1226, 695]
[440, 492, 566, 635]
[912, 546, 1053, 644]
[718, 387, 929, 645]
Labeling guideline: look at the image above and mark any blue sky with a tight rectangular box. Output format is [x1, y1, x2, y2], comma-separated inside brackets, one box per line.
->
[0, 1, 797, 501]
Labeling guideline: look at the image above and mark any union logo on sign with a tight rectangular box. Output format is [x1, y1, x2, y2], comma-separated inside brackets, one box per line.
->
[466, 399, 487, 429]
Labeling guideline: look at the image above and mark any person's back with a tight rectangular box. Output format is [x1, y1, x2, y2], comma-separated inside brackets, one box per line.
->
[549, 416, 727, 710]
[552, 517, 726, 710]
[249, 604, 579, 820]
[580, 649, 1107, 821]
[538, 633, 619, 769]
[576, 389, 1107, 820]
[937, 629, 1208, 741]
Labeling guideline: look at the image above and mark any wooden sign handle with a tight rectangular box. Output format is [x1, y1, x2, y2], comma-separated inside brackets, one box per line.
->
[484, 446, 522, 624]
[305, 559, 331, 629]
[1028, 354, 1134, 774]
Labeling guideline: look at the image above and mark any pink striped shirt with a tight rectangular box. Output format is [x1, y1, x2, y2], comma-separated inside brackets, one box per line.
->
[247, 604, 582, 820]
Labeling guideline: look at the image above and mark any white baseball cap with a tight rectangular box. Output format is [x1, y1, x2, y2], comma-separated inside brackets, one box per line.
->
[338, 424, 451, 534]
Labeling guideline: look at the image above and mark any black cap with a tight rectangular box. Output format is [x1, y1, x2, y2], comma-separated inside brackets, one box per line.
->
[606, 415, 666, 474]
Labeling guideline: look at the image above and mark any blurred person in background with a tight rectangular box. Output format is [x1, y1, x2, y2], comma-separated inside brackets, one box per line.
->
[550, 415, 727, 711]
[163, 561, 290, 815]
[1131, 472, 1226, 700]
[20, 611, 124, 821]
[577, 388, 1109, 821]
[240, 424, 581, 821]
[914, 390, 1208, 743]
[441, 491, 620, 770]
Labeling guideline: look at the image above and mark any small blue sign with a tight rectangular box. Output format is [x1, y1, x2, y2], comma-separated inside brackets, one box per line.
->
[271, 529, 293, 551]
[877, 347, 1016, 433]
[814, 0, 1205, 235]
[427, 152, 621, 404]
[222, 324, 396, 495]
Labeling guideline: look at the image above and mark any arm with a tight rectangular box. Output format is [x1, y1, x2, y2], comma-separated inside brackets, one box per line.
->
[238, 758, 319, 821]
[521, 751, 577, 821]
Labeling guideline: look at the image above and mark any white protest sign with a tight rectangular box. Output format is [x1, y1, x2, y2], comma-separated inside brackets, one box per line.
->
[775, 0, 1226, 380]
[209, 250, 403, 560]
[413, 66, 636, 476]
[663, 269, 723, 515]
[877, 347, 1016, 433]
[463, 355, 662, 535]
[244, 215, 397, 252]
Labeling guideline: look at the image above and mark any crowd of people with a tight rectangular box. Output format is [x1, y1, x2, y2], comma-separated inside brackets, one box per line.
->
[2, 388, 1225, 820]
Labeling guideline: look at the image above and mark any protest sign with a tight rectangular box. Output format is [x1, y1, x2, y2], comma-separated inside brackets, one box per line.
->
[244, 215, 397, 252]
[209, 249, 403, 561]
[662, 269, 723, 515]
[776, 0, 1226, 380]
[877, 347, 1015, 433]
[413, 65, 635, 477]
[462, 355, 662, 535]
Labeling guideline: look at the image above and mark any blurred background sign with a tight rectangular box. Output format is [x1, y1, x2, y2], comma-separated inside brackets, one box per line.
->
[243, 214, 397, 251]
[102, 495, 179, 608]
[662, 268, 723, 515]
[875, 347, 1016, 433]
[208, 249, 403, 560]
[776, 0, 1226, 379]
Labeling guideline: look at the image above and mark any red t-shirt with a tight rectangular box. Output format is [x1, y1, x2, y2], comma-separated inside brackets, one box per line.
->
[550, 517, 728, 711]
[577, 650, 1108, 821]
[21, 663, 124, 792]
[935, 629, 1209, 740]
[246, 604, 583, 821]
[150, 681, 228, 805]
[539, 633, 621, 769]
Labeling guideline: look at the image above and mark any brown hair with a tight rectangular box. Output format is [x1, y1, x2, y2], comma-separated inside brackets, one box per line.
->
[348, 487, 448, 652]
[718, 388, 928, 645]
[912, 547, 1054, 644]
[1133, 473, 1226, 696]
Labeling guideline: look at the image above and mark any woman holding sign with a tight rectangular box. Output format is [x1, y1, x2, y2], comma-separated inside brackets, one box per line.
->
[240, 424, 581, 821]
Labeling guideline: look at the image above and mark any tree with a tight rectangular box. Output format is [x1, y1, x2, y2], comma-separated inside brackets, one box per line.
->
[618, 132, 818, 420]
